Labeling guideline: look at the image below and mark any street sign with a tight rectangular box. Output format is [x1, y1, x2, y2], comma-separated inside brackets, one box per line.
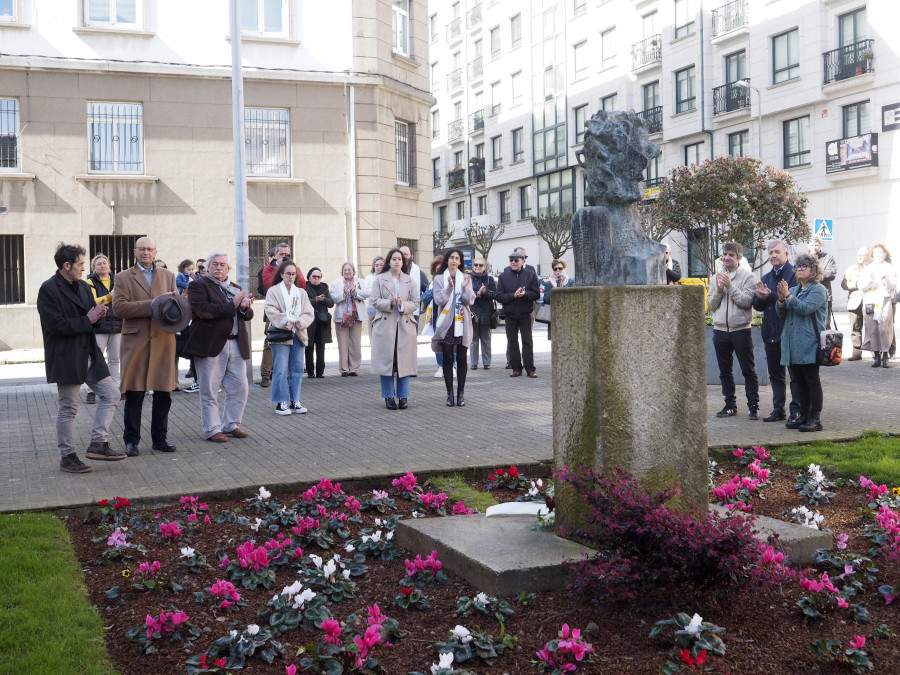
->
[814, 219, 834, 241]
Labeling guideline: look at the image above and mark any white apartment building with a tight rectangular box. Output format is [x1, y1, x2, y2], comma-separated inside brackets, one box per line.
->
[429, 0, 900, 297]
[0, 0, 433, 349]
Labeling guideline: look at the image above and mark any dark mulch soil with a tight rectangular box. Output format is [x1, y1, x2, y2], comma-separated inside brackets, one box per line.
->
[63, 463, 900, 675]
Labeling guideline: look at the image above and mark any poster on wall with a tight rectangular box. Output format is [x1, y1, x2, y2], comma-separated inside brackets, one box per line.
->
[883, 103, 900, 132]
[825, 133, 878, 174]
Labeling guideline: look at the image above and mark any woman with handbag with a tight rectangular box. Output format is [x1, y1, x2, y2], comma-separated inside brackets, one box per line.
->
[538, 259, 574, 341]
[85, 254, 123, 403]
[860, 244, 896, 368]
[469, 257, 496, 370]
[304, 267, 334, 379]
[775, 253, 828, 432]
[264, 261, 314, 415]
[431, 248, 475, 407]
[370, 248, 420, 410]
[330, 262, 367, 377]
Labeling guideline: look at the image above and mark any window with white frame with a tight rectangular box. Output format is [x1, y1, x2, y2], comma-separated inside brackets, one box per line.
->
[675, 66, 696, 113]
[843, 101, 869, 137]
[499, 189, 511, 222]
[510, 13, 521, 48]
[728, 130, 749, 157]
[511, 71, 523, 106]
[684, 141, 704, 166]
[431, 109, 440, 139]
[519, 184, 532, 219]
[429, 13, 438, 41]
[432, 157, 441, 187]
[674, 0, 694, 39]
[88, 101, 144, 174]
[1, 0, 16, 22]
[477, 195, 487, 215]
[602, 93, 617, 111]
[783, 115, 810, 168]
[601, 28, 616, 69]
[574, 104, 588, 144]
[491, 135, 502, 169]
[574, 0, 587, 14]
[772, 29, 799, 84]
[392, 0, 410, 56]
[0, 98, 20, 172]
[240, 0, 288, 37]
[245, 108, 290, 176]
[395, 120, 416, 185]
[490, 81, 501, 115]
[85, 0, 141, 28]
[456, 200, 466, 219]
[490, 26, 500, 56]
[512, 127, 524, 162]
[573, 41, 587, 79]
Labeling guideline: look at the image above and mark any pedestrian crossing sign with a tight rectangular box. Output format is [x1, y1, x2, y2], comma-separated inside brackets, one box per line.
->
[814, 219, 833, 241]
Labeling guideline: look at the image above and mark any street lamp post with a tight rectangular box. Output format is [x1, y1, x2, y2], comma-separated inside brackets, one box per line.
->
[734, 80, 762, 159]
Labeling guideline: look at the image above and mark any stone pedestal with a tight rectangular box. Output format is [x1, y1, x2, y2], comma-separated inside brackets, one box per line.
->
[552, 285, 708, 531]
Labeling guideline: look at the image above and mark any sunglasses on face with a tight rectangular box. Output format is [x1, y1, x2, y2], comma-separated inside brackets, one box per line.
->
[794, 264, 808, 271]
[553, 267, 563, 272]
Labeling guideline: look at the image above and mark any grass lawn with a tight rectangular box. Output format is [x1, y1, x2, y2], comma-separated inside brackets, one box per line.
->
[0, 512, 117, 675]
[770, 431, 900, 486]
[427, 474, 499, 512]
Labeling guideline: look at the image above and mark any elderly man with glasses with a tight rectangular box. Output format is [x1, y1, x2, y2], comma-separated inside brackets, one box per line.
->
[184, 253, 254, 443]
[469, 257, 496, 369]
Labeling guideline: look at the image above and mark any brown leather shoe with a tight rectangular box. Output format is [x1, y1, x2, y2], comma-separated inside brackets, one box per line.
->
[206, 432, 229, 443]
[847, 355, 862, 361]
[510, 370, 522, 377]
[227, 428, 249, 438]
[526, 370, 538, 378]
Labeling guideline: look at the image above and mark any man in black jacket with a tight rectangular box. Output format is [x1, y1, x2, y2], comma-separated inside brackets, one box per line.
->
[37, 243, 126, 473]
[496, 251, 541, 377]
[751, 240, 799, 423]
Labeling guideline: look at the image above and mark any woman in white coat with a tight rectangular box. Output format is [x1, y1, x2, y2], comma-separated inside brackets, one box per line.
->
[330, 262, 367, 376]
[264, 261, 314, 415]
[430, 248, 475, 407]
[369, 248, 420, 410]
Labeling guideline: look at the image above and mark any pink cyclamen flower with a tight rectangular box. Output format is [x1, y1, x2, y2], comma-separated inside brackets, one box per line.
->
[836, 597, 849, 608]
[286, 666, 297, 675]
[159, 521, 182, 539]
[320, 618, 342, 644]
[835, 533, 849, 550]
[204, 515, 211, 525]
[849, 635, 866, 650]
[452, 501, 475, 515]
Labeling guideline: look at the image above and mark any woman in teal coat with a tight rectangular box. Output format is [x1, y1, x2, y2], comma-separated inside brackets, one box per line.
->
[775, 253, 828, 432]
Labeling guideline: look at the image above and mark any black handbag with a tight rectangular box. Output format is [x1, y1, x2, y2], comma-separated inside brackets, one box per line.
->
[315, 308, 331, 326]
[489, 303, 499, 329]
[865, 303, 875, 315]
[266, 327, 294, 342]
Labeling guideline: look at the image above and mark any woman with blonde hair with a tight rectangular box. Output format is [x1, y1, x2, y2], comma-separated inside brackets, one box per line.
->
[539, 258, 574, 340]
[860, 244, 896, 368]
[85, 254, 122, 402]
[330, 262, 367, 376]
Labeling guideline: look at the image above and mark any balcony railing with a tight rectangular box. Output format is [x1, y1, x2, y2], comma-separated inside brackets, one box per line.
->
[448, 119, 464, 143]
[712, 80, 751, 115]
[711, 0, 748, 37]
[823, 39, 874, 84]
[448, 167, 466, 191]
[447, 68, 463, 91]
[636, 106, 663, 134]
[631, 34, 661, 70]
[468, 157, 485, 185]
[446, 17, 462, 42]
[467, 57, 483, 80]
[643, 176, 665, 188]
[469, 109, 484, 133]
[467, 3, 481, 28]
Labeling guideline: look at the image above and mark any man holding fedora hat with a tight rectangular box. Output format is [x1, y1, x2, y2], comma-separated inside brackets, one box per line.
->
[184, 252, 254, 443]
[113, 237, 184, 456]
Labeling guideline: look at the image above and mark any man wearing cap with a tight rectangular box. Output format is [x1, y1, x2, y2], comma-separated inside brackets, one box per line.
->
[184, 252, 254, 443]
[37, 243, 127, 473]
[496, 250, 541, 377]
[113, 236, 179, 456]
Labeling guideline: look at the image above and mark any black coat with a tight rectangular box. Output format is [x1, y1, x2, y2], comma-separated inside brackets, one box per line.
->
[496, 267, 540, 318]
[752, 262, 796, 344]
[86, 272, 122, 334]
[305, 282, 335, 344]
[37, 271, 110, 385]
[470, 273, 496, 323]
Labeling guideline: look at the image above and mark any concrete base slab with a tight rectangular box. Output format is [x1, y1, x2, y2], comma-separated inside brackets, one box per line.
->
[397, 508, 832, 597]
[395, 514, 593, 596]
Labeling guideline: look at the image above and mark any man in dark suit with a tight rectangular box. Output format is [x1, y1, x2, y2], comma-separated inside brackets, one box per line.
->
[184, 252, 254, 442]
[37, 243, 126, 473]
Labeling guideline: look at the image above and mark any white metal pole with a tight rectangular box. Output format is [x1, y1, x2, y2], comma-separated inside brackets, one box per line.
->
[229, 0, 253, 384]
[756, 88, 763, 160]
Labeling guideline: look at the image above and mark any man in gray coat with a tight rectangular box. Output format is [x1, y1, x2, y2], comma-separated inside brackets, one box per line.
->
[37, 243, 126, 473]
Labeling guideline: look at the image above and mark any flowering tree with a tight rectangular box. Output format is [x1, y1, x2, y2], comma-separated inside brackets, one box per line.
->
[649, 155, 808, 274]
[531, 212, 573, 260]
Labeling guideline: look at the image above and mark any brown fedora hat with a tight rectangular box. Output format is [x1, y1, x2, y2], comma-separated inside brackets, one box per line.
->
[150, 293, 192, 333]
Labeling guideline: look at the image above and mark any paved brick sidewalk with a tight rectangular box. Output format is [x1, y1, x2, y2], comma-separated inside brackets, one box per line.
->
[1, 321, 898, 513]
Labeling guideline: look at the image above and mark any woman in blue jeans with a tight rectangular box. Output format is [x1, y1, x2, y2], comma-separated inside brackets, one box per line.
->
[264, 261, 314, 415]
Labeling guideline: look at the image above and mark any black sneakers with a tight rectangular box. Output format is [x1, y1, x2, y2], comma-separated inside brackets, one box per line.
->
[715, 406, 737, 418]
[748, 407, 760, 421]
[60, 454, 92, 473]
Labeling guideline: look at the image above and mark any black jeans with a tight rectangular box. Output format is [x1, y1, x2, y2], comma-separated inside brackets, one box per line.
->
[505, 315, 534, 372]
[713, 328, 759, 409]
[305, 327, 327, 377]
[764, 341, 799, 415]
[788, 363, 823, 413]
[123, 390, 171, 445]
[442, 343, 468, 394]
[848, 306, 864, 357]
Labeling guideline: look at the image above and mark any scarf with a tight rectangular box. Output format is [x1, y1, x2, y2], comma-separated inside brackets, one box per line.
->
[437, 269, 465, 338]
[211, 276, 240, 334]
[341, 278, 360, 328]
[280, 282, 302, 327]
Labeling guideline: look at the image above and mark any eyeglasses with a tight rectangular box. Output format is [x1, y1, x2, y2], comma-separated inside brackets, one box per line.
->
[310, 274, 321, 279]
[283, 272, 297, 277]
[794, 264, 808, 271]
[553, 267, 563, 272]
[472, 263, 485, 267]
[135, 247, 156, 252]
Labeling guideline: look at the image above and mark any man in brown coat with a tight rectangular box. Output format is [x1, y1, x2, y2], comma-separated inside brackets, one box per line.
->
[112, 237, 178, 456]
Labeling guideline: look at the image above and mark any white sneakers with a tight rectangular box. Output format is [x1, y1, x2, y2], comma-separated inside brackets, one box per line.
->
[290, 403, 307, 414]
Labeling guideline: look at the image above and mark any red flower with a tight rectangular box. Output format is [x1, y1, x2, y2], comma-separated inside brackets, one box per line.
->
[495, 468, 505, 477]
[97, 498, 109, 507]
[401, 587, 414, 596]
[680, 649, 696, 670]
[213, 658, 226, 667]
[508, 465, 519, 478]
[545, 496, 555, 512]
[694, 650, 707, 667]
[487, 473, 495, 481]
[198, 654, 210, 670]
[113, 496, 130, 511]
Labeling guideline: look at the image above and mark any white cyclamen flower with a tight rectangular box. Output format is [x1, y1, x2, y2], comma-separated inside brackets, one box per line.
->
[375, 518, 383, 527]
[258, 486, 271, 500]
[345, 543, 356, 553]
[309, 553, 323, 569]
[475, 592, 489, 605]
[281, 580, 303, 597]
[685, 613, 703, 636]
[431, 651, 455, 674]
[180, 546, 196, 558]
[249, 518, 262, 532]
[246, 624, 259, 636]
[386, 531, 394, 540]
[323, 559, 337, 578]
[371, 530, 382, 542]
[451, 625, 473, 644]
[343, 569, 351, 579]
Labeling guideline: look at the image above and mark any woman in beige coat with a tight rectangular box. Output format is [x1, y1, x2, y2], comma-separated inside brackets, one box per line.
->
[369, 248, 420, 410]
[430, 248, 475, 407]
[330, 262, 367, 376]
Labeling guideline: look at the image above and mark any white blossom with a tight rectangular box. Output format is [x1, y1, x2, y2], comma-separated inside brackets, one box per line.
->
[431, 651, 454, 674]
[386, 531, 394, 540]
[451, 625, 472, 644]
[475, 592, 489, 605]
[258, 486, 271, 500]
[685, 613, 703, 636]
[249, 518, 262, 532]
[323, 559, 337, 578]
[345, 543, 355, 553]
[180, 546, 196, 558]
[309, 553, 323, 569]
[343, 569, 351, 579]
[281, 580, 303, 597]
[247, 624, 259, 636]
[375, 518, 383, 527]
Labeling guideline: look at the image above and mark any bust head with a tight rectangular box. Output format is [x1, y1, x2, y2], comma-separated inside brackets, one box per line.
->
[583, 110, 660, 206]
